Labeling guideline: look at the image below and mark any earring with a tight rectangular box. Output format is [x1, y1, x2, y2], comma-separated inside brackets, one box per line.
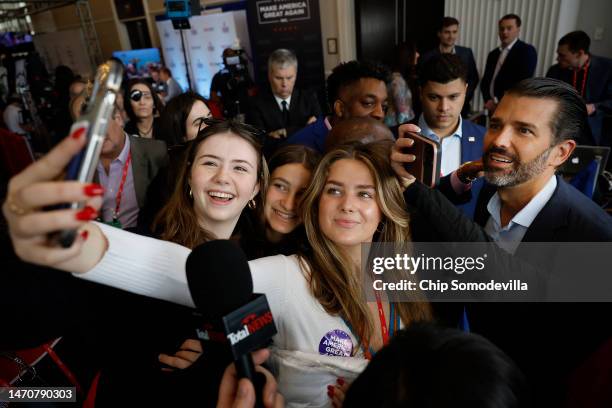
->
[189, 188, 193, 198]
[248, 199, 256, 209]
[376, 222, 386, 233]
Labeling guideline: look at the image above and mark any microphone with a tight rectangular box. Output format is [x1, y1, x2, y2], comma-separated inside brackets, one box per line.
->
[186, 240, 277, 403]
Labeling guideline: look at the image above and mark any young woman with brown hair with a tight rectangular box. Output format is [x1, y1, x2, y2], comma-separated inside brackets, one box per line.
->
[4, 137, 431, 406]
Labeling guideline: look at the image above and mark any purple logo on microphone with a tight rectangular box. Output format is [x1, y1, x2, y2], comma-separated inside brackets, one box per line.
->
[319, 329, 353, 357]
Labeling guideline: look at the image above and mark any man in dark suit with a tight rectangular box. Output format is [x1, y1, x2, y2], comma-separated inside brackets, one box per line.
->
[394, 77, 612, 405]
[247, 48, 321, 157]
[480, 14, 537, 114]
[547, 31, 612, 146]
[421, 17, 479, 117]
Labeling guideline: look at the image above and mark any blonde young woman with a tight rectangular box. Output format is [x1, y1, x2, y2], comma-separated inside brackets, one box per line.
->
[4, 134, 430, 406]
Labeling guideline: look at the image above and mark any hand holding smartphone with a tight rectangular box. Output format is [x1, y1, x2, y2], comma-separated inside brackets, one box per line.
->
[400, 131, 441, 188]
[49, 60, 123, 247]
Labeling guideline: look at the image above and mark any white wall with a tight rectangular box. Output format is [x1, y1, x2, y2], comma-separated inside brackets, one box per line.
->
[319, 0, 357, 76]
[576, 0, 612, 57]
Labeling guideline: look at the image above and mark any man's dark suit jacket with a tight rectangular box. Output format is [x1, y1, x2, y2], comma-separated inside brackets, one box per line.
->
[480, 39, 537, 102]
[421, 45, 480, 114]
[547, 55, 612, 145]
[247, 88, 322, 136]
[247, 88, 322, 157]
[406, 175, 612, 405]
[94, 135, 168, 220]
[128, 136, 168, 208]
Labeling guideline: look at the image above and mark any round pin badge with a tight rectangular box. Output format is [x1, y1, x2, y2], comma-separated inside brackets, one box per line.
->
[319, 329, 353, 357]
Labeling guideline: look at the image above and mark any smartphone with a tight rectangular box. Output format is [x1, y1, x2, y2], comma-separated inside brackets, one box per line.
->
[50, 60, 123, 247]
[403, 133, 441, 188]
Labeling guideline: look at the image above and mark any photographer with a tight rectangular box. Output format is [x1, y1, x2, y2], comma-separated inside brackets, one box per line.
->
[210, 47, 255, 119]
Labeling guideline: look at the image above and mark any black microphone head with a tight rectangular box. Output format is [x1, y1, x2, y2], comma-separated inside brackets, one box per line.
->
[186, 240, 253, 319]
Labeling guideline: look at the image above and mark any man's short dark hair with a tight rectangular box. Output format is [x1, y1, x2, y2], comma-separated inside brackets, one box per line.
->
[344, 323, 528, 408]
[507, 77, 590, 144]
[326, 60, 390, 111]
[500, 13, 521, 27]
[440, 16, 459, 30]
[558, 30, 591, 54]
[418, 53, 467, 86]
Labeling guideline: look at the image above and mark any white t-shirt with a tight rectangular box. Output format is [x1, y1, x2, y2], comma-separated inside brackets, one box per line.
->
[80, 223, 368, 406]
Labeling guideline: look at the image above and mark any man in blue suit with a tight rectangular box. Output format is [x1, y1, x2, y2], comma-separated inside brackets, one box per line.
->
[480, 14, 537, 114]
[547, 31, 612, 146]
[413, 54, 485, 217]
[421, 17, 480, 117]
[416, 54, 485, 177]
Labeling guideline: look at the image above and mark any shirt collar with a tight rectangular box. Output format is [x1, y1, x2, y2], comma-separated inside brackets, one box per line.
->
[418, 113, 463, 143]
[500, 37, 519, 51]
[487, 175, 557, 229]
[439, 45, 456, 54]
[116, 133, 131, 164]
[274, 94, 291, 109]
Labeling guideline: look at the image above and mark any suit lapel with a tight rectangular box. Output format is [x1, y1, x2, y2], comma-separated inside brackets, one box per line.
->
[518, 177, 569, 244]
[460, 122, 480, 163]
[129, 138, 147, 207]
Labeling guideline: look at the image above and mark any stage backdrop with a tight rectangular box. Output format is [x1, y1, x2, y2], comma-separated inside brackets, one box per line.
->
[246, 0, 325, 103]
[156, 10, 253, 99]
[33, 29, 91, 78]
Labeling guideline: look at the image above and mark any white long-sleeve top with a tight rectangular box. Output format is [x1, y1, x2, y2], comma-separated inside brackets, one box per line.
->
[78, 223, 367, 407]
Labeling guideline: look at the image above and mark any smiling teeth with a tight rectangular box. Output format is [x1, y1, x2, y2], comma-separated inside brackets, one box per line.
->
[275, 210, 295, 219]
[491, 155, 512, 163]
[208, 191, 234, 199]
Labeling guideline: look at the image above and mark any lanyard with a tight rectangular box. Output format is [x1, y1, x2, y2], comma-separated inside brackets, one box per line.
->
[572, 59, 590, 97]
[373, 290, 389, 346]
[112, 151, 131, 221]
[343, 301, 399, 360]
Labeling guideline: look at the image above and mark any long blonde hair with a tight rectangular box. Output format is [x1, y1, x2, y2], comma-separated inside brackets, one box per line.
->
[299, 141, 431, 346]
[153, 120, 268, 248]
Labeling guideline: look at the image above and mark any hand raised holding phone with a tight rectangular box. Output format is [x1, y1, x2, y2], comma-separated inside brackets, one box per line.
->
[391, 124, 441, 188]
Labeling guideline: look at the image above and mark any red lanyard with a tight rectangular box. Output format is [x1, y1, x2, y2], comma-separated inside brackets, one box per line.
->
[113, 151, 131, 221]
[374, 290, 389, 346]
[572, 59, 590, 97]
[361, 293, 392, 360]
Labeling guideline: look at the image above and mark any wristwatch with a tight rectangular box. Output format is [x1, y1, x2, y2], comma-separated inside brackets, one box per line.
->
[457, 161, 478, 184]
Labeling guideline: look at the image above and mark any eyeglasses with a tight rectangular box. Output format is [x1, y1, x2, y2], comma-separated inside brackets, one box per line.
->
[130, 89, 152, 102]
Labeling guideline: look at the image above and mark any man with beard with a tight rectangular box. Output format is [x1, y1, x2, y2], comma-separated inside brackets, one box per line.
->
[392, 77, 612, 405]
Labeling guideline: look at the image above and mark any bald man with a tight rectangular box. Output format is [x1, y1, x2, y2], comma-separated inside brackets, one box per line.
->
[324, 116, 394, 152]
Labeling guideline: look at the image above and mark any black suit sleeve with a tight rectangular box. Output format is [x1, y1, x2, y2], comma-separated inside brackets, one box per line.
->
[285, 90, 322, 137]
[480, 51, 496, 101]
[518, 44, 537, 80]
[246, 96, 268, 132]
[466, 49, 480, 103]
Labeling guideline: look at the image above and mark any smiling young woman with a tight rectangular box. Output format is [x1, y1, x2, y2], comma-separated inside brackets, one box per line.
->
[152, 120, 268, 248]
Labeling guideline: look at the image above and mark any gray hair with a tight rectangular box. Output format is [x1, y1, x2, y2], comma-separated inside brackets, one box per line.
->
[268, 49, 298, 71]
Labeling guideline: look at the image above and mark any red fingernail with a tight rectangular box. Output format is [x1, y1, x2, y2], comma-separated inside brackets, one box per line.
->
[80, 230, 89, 241]
[327, 385, 334, 396]
[84, 183, 104, 196]
[71, 127, 86, 139]
[337, 378, 345, 386]
[75, 206, 97, 220]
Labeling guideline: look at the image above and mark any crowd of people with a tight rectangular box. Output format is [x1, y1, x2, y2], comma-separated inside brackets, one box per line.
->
[1, 12, 612, 408]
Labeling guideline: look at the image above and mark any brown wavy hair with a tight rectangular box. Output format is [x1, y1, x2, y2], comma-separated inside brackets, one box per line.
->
[153, 119, 268, 248]
[298, 141, 432, 348]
